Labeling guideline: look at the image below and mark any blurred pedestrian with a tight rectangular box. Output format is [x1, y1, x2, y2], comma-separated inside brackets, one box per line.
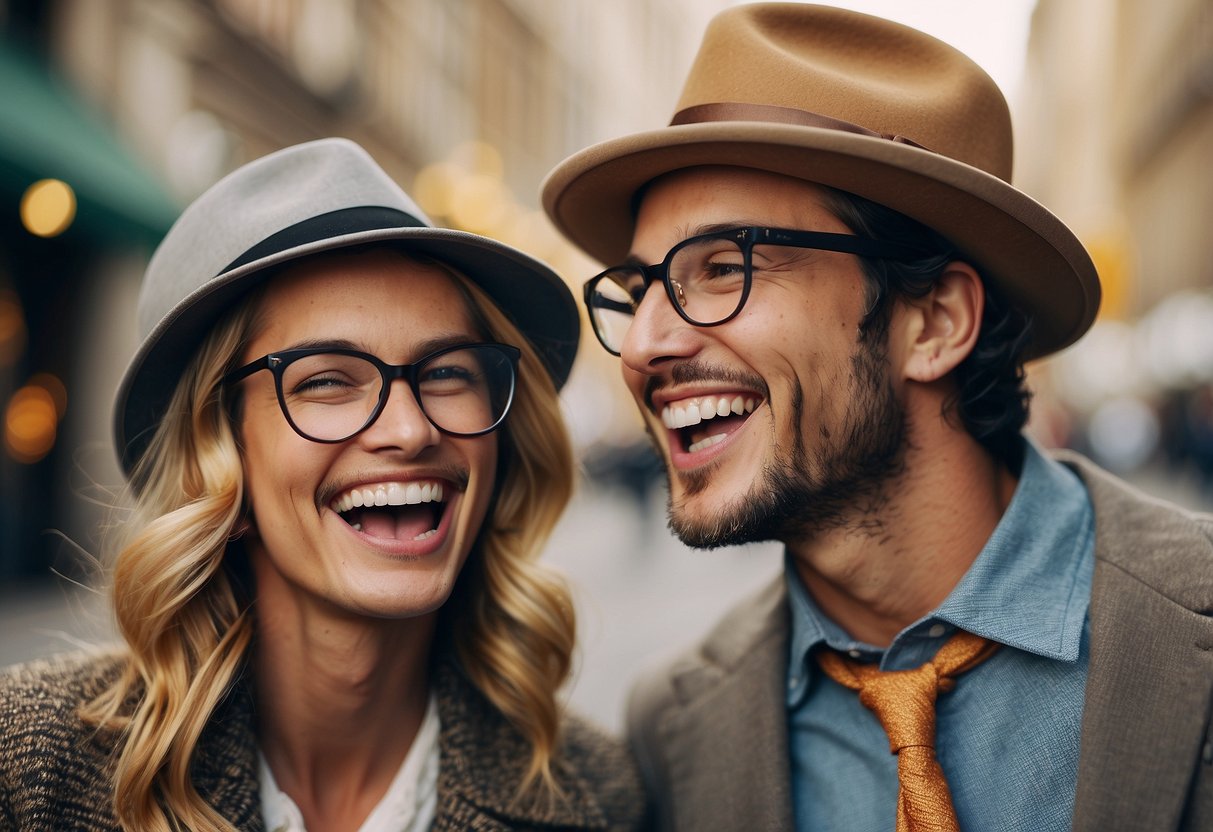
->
[544, 4, 1213, 831]
[0, 139, 644, 831]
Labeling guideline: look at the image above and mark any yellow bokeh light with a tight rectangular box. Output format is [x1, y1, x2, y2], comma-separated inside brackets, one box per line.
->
[28, 372, 68, 420]
[413, 162, 464, 219]
[5, 384, 58, 463]
[20, 179, 77, 238]
[450, 140, 503, 180]
[449, 173, 510, 234]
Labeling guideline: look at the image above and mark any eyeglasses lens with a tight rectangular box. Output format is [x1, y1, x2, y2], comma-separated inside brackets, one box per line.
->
[279, 346, 515, 440]
[588, 236, 749, 353]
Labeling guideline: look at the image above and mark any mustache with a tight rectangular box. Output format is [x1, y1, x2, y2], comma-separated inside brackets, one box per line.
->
[643, 361, 769, 411]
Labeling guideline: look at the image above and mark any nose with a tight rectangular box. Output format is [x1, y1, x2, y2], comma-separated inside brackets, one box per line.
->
[619, 280, 702, 375]
[356, 379, 440, 454]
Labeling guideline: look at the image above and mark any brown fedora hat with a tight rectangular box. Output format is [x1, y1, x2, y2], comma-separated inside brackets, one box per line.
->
[542, 2, 1100, 360]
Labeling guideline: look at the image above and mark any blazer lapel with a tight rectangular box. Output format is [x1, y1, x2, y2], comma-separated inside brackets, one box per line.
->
[1062, 455, 1213, 831]
[658, 578, 794, 831]
[432, 663, 610, 831]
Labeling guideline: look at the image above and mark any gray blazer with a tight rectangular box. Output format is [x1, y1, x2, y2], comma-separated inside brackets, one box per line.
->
[627, 452, 1213, 831]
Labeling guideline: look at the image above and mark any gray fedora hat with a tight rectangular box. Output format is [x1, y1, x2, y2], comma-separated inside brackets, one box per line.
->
[114, 137, 579, 476]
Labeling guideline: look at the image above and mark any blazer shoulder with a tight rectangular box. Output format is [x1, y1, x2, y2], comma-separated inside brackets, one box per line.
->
[0, 650, 126, 733]
[0, 650, 127, 828]
[628, 576, 787, 719]
[1055, 449, 1213, 611]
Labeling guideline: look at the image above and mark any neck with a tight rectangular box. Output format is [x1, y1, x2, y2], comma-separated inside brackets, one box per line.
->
[252, 567, 436, 831]
[787, 404, 1018, 647]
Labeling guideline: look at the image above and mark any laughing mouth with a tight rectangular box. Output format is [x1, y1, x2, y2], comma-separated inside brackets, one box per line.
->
[330, 481, 447, 541]
[661, 394, 760, 453]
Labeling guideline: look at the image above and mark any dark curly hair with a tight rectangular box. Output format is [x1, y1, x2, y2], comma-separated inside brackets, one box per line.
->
[821, 187, 1034, 468]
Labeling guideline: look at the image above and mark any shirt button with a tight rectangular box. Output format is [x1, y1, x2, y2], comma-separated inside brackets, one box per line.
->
[928, 623, 948, 638]
[847, 649, 862, 658]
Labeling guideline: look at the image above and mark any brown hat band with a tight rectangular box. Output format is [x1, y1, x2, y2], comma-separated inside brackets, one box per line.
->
[670, 102, 931, 152]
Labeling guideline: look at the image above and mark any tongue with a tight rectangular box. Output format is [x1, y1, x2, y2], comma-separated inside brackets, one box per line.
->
[357, 506, 435, 541]
[688, 413, 748, 446]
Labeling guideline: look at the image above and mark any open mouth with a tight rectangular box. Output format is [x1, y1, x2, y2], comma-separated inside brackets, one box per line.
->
[330, 481, 447, 542]
[661, 394, 760, 454]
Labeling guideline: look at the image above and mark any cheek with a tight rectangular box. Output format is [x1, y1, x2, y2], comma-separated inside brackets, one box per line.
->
[239, 407, 323, 519]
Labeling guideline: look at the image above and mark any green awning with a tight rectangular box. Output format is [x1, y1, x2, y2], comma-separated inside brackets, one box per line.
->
[0, 38, 179, 244]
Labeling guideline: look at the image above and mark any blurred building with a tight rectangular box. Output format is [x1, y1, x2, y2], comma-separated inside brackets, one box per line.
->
[1016, 0, 1213, 492]
[0, 0, 726, 580]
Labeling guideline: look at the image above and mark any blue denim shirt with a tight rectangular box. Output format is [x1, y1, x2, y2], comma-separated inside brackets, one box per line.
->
[786, 442, 1095, 831]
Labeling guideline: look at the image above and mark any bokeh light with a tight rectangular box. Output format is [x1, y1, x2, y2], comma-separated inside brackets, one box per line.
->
[449, 173, 511, 234]
[20, 179, 77, 238]
[412, 161, 464, 219]
[5, 383, 60, 463]
[28, 372, 68, 420]
[449, 140, 503, 180]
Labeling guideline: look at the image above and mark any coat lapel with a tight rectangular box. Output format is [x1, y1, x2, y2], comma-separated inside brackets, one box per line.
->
[1061, 455, 1213, 831]
[431, 663, 611, 831]
[658, 578, 794, 831]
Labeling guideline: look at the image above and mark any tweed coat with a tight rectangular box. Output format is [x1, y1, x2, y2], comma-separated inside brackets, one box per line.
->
[0, 652, 646, 831]
[626, 451, 1213, 831]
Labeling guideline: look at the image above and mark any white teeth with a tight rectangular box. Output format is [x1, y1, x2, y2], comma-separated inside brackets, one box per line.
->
[687, 433, 728, 453]
[413, 529, 438, 541]
[352, 522, 362, 531]
[661, 396, 760, 428]
[331, 481, 447, 514]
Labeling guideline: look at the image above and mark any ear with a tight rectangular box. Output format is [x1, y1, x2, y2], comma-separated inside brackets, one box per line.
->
[898, 260, 984, 383]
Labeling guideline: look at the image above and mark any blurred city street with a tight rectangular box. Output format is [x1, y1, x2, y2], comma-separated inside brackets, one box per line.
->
[0, 475, 785, 734]
[3, 459, 1210, 734]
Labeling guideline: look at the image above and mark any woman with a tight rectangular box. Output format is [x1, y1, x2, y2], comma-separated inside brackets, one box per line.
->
[0, 139, 644, 831]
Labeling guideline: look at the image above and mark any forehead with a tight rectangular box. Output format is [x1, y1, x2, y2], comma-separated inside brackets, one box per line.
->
[249, 248, 477, 352]
[631, 166, 848, 255]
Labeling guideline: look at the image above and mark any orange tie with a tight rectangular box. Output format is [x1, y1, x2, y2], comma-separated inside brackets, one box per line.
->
[816, 630, 999, 832]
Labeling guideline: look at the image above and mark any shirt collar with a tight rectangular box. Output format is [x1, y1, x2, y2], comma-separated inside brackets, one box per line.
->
[786, 439, 1095, 705]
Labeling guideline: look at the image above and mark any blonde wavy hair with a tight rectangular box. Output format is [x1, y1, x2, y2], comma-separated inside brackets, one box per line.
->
[83, 248, 577, 831]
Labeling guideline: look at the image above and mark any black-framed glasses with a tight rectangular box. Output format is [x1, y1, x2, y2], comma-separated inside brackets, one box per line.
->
[583, 226, 927, 355]
[222, 342, 520, 442]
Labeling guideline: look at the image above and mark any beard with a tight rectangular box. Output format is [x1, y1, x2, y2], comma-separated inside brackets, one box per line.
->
[665, 337, 908, 549]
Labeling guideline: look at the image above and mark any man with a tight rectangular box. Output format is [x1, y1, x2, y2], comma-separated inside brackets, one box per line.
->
[542, 5, 1213, 831]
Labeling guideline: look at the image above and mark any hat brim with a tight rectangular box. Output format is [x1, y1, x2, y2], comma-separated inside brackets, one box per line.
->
[543, 121, 1100, 362]
[114, 224, 579, 474]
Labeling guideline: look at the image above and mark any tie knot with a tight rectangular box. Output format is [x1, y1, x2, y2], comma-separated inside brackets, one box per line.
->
[815, 630, 999, 753]
[856, 664, 941, 750]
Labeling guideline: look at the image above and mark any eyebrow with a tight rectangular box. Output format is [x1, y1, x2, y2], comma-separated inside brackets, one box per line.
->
[277, 333, 481, 358]
[622, 222, 763, 266]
